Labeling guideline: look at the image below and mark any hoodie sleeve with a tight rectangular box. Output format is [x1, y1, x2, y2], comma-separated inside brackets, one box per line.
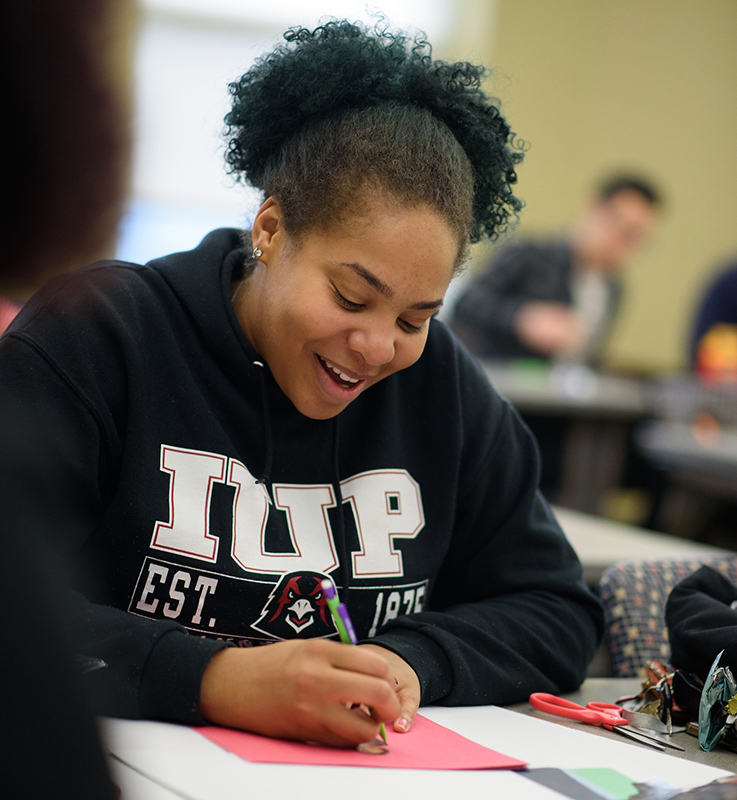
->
[368, 343, 604, 706]
[0, 323, 229, 724]
[665, 565, 737, 681]
[70, 593, 230, 723]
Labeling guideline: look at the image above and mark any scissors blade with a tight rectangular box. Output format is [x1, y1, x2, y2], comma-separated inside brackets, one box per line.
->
[612, 726, 666, 751]
[614, 708, 685, 749]
[620, 708, 670, 733]
[623, 727, 685, 751]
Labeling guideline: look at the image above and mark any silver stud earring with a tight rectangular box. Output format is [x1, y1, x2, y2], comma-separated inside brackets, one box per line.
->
[252, 247, 263, 260]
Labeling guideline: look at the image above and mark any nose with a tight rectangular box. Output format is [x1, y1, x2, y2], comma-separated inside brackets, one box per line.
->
[347, 321, 396, 367]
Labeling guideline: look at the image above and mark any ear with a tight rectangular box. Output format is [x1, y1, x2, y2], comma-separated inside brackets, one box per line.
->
[251, 197, 284, 258]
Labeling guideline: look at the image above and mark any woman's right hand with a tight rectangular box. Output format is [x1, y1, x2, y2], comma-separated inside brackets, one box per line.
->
[199, 639, 400, 747]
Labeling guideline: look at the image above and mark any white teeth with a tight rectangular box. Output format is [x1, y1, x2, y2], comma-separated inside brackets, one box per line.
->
[324, 360, 359, 384]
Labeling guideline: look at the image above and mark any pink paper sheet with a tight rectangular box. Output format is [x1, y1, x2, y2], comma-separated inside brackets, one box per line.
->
[194, 713, 526, 770]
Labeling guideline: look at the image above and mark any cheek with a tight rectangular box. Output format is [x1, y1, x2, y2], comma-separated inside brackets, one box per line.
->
[393, 332, 429, 372]
[290, 297, 345, 343]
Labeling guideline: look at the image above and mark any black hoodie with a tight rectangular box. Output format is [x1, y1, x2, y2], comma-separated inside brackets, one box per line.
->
[0, 229, 603, 724]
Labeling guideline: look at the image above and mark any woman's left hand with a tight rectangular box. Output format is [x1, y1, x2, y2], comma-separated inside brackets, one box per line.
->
[358, 644, 421, 733]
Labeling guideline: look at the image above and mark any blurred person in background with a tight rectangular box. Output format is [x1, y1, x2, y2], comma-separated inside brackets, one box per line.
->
[0, 0, 131, 796]
[690, 256, 737, 386]
[450, 174, 662, 366]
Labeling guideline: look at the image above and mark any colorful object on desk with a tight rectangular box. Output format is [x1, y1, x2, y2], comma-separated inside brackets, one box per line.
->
[508, 357, 548, 388]
[523, 767, 642, 800]
[698, 650, 737, 752]
[528, 693, 685, 752]
[692, 412, 722, 448]
[549, 362, 599, 400]
[195, 713, 527, 770]
[321, 577, 387, 749]
[617, 660, 699, 734]
[695, 324, 737, 386]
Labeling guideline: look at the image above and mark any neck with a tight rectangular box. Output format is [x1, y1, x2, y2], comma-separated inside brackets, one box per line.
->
[231, 271, 262, 354]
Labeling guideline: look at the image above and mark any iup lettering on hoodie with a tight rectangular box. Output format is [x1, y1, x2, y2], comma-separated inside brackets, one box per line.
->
[126, 444, 429, 643]
[149, 444, 424, 576]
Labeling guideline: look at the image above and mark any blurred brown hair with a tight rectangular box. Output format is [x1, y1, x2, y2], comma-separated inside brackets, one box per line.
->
[0, 0, 134, 297]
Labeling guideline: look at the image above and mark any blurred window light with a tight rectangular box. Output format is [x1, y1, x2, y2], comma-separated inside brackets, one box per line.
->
[142, 0, 452, 38]
[118, 0, 453, 264]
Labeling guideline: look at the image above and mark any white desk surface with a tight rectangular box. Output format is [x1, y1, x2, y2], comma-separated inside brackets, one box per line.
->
[553, 505, 734, 584]
[103, 697, 733, 800]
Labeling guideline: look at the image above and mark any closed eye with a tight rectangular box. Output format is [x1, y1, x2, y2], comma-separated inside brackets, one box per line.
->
[333, 284, 426, 333]
[331, 285, 364, 311]
[399, 319, 423, 334]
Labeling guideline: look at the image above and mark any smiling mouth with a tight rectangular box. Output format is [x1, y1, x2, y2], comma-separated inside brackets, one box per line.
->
[318, 356, 363, 389]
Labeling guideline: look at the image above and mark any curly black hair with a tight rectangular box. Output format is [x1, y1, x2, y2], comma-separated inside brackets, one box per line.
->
[224, 20, 523, 253]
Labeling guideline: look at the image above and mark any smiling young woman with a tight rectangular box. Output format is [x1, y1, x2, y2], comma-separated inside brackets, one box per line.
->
[0, 19, 604, 748]
[234, 196, 457, 419]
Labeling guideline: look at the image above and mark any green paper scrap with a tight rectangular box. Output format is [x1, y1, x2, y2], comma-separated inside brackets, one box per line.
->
[511, 357, 547, 372]
[699, 650, 737, 752]
[523, 768, 652, 800]
[570, 768, 639, 800]
[522, 768, 614, 800]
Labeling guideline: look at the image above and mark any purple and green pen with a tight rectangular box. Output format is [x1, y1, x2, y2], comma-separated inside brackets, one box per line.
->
[321, 578, 388, 746]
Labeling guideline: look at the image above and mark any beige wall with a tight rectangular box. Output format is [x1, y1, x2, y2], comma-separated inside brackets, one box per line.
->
[449, 0, 737, 373]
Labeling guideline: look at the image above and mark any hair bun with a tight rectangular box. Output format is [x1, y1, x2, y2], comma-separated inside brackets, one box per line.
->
[224, 19, 524, 242]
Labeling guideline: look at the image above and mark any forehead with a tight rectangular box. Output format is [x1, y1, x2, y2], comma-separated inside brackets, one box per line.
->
[293, 200, 460, 287]
[604, 190, 657, 226]
[295, 187, 464, 259]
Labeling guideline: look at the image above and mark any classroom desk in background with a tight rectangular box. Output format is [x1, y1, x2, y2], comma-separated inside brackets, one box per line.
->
[638, 419, 737, 494]
[637, 420, 737, 541]
[103, 678, 734, 800]
[482, 360, 652, 515]
[553, 505, 734, 587]
[482, 360, 650, 418]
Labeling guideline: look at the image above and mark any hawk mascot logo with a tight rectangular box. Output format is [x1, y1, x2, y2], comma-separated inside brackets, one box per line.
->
[252, 571, 336, 640]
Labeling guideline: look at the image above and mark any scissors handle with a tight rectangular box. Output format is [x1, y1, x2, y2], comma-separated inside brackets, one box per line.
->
[529, 694, 673, 751]
[529, 693, 627, 728]
[588, 702, 626, 715]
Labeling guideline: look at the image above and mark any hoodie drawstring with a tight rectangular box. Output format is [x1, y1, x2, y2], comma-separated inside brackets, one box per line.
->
[253, 361, 273, 494]
[332, 415, 349, 608]
[253, 359, 349, 608]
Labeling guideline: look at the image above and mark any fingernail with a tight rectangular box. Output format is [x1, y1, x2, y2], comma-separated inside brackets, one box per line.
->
[396, 717, 410, 732]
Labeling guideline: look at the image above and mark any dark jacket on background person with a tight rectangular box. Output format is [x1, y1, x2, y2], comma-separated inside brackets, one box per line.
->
[450, 239, 622, 362]
[0, 228, 603, 724]
[689, 260, 737, 365]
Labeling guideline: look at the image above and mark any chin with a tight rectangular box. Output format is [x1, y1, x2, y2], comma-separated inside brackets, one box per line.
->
[301, 406, 346, 421]
[293, 397, 347, 421]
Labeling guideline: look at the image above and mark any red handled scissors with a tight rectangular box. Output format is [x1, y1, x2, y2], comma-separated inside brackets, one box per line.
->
[529, 693, 684, 751]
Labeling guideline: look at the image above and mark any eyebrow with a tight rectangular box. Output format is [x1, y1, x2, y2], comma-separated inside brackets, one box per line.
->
[340, 262, 444, 311]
